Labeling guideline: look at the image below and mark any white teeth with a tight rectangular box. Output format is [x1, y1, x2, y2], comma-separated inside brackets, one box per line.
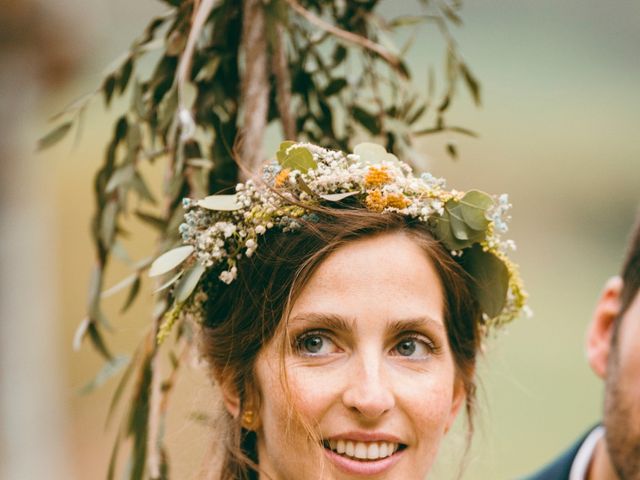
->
[327, 440, 400, 460]
[367, 443, 379, 460]
[354, 442, 367, 459]
[345, 441, 355, 457]
[379, 442, 389, 458]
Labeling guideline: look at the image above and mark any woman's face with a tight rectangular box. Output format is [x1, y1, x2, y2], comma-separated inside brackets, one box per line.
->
[252, 231, 464, 479]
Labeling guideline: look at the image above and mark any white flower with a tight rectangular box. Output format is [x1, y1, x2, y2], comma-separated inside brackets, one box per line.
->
[255, 225, 266, 234]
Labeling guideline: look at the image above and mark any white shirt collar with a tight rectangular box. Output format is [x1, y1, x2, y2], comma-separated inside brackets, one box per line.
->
[569, 426, 605, 480]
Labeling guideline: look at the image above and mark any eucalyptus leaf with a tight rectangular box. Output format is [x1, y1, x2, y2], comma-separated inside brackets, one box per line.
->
[459, 190, 493, 231]
[37, 121, 73, 151]
[279, 146, 316, 173]
[296, 176, 315, 196]
[447, 204, 470, 240]
[153, 271, 183, 294]
[323, 78, 347, 96]
[197, 194, 241, 211]
[102, 273, 138, 299]
[461, 244, 509, 319]
[433, 211, 472, 251]
[105, 164, 135, 193]
[135, 210, 166, 232]
[353, 142, 399, 165]
[72, 317, 90, 351]
[320, 191, 359, 202]
[100, 201, 119, 247]
[174, 262, 206, 303]
[120, 276, 141, 313]
[88, 322, 113, 361]
[352, 106, 381, 135]
[148, 245, 194, 277]
[79, 355, 130, 395]
[460, 62, 481, 106]
[186, 158, 215, 169]
[276, 141, 296, 164]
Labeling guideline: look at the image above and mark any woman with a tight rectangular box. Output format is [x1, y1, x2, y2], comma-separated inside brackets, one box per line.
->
[151, 142, 527, 479]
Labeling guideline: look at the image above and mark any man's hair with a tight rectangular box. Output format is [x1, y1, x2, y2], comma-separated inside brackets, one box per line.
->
[619, 211, 640, 316]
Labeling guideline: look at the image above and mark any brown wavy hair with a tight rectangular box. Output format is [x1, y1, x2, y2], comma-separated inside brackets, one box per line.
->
[199, 206, 483, 479]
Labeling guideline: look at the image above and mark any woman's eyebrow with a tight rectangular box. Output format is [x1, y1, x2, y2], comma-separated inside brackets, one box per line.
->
[288, 312, 353, 331]
[386, 316, 445, 336]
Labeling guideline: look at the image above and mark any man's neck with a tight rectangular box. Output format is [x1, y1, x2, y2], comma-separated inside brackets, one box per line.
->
[587, 438, 619, 480]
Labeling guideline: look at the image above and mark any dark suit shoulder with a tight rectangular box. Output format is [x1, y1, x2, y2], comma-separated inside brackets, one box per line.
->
[520, 428, 597, 480]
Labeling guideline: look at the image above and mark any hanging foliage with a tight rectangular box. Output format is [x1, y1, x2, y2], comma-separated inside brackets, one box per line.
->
[42, 0, 480, 478]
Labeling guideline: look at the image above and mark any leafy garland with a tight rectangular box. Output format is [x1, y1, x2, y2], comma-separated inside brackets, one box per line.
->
[42, 0, 481, 478]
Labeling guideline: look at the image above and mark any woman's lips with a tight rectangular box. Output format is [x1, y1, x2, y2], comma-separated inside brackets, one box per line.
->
[322, 438, 406, 475]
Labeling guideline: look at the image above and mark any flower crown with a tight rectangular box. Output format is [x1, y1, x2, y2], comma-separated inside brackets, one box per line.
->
[150, 142, 527, 342]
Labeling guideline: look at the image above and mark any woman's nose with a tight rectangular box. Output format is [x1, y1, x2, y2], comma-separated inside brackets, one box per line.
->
[341, 355, 395, 419]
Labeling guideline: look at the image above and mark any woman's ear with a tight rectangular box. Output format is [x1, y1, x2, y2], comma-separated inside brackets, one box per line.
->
[586, 276, 623, 379]
[445, 377, 466, 434]
[219, 379, 241, 419]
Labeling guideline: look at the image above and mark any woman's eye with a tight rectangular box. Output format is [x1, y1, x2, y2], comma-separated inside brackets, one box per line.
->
[296, 333, 337, 356]
[393, 337, 433, 358]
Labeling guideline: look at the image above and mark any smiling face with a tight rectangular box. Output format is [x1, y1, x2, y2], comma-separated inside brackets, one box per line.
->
[252, 231, 464, 479]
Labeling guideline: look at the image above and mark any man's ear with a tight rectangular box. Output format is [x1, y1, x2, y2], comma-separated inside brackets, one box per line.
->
[586, 276, 623, 379]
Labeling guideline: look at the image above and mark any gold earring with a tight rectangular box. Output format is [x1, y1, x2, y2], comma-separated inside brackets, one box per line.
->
[241, 410, 255, 429]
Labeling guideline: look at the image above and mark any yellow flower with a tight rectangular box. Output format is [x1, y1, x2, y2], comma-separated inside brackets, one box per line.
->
[365, 190, 386, 212]
[275, 168, 291, 188]
[384, 193, 410, 209]
[364, 166, 392, 187]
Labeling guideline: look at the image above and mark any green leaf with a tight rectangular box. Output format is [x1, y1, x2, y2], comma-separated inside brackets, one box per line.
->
[158, 87, 178, 131]
[87, 322, 113, 361]
[131, 172, 157, 204]
[447, 204, 470, 240]
[461, 244, 509, 319]
[323, 78, 347, 97]
[353, 142, 399, 165]
[174, 263, 206, 303]
[446, 142, 458, 159]
[279, 146, 316, 173]
[388, 15, 427, 28]
[432, 210, 472, 251]
[117, 57, 134, 94]
[100, 201, 119, 247]
[148, 245, 194, 277]
[102, 273, 138, 299]
[352, 106, 381, 135]
[197, 194, 241, 211]
[106, 164, 135, 193]
[135, 210, 166, 232]
[120, 276, 141, 313]
[296, 176, 315, 197]
[332, 45, 348, 65]
[131, 80, 147, 118]
[153, 271, 183, 294]
[72, 317, 90, 351]
[102, 74, 117, 106]
[37, 122, 72, 151]
[459, 62, 481, 106]
[459, 190, 494, 231]
[276, 141, 296, 164]
[195, 56, 221, 82]
[79, 355, 130, 395]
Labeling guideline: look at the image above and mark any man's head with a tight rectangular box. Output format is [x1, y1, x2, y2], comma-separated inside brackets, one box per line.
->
[587, 214, 640, 479]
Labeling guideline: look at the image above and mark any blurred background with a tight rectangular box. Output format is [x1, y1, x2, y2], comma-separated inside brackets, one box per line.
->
[1, 0, 638, 479]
